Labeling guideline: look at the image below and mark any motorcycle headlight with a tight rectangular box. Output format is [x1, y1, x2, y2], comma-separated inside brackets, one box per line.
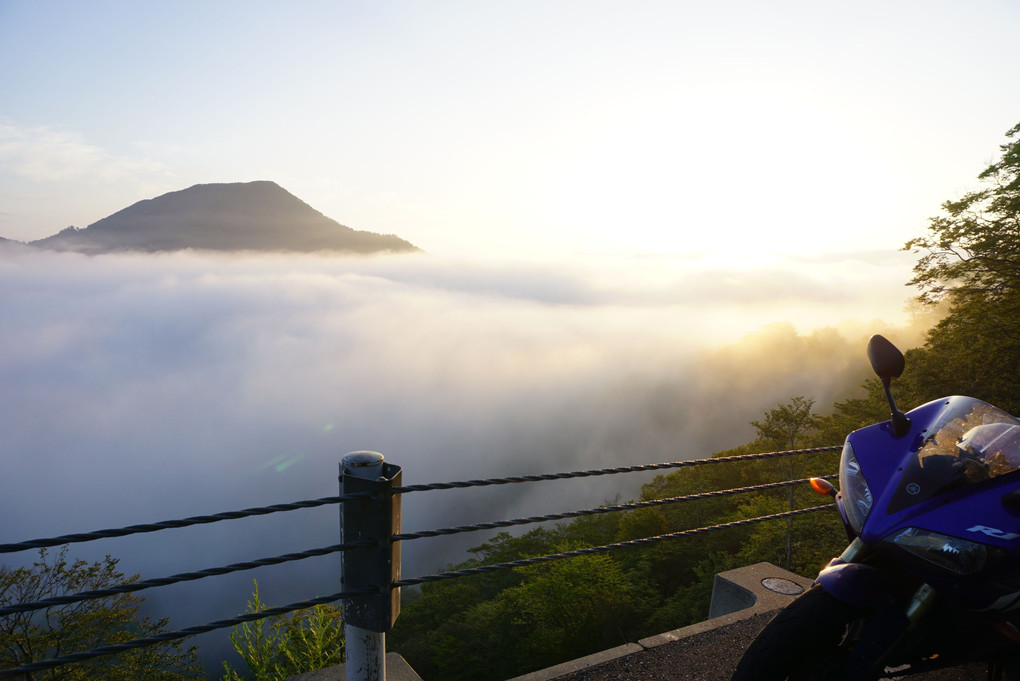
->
[882, 527, 1004, 575]
[839, 440, 873, 533]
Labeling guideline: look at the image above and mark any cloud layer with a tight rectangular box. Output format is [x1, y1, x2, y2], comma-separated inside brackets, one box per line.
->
[0, 248, 920, 664]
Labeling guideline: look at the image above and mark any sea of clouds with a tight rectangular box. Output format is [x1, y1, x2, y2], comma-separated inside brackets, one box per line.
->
[0, 246, 923, 667]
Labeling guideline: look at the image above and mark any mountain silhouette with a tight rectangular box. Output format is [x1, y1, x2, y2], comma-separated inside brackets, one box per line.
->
[18, 181, 419, 255]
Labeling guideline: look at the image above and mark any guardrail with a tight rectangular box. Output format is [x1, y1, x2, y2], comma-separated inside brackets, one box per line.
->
[0, 445, 840, 680]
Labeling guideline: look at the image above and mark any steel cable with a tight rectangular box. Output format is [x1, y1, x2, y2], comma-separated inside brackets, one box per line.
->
[2, 476, 836, 615]
[393, 475, 838, 541]
[0, 493, 372, 554]
[0, 446, 838, 555]
[393, 446, 841, 494]
[1, 476, 836, 616]
[0, 588, 374, 679]
[394, 504, 837, 588]
[0, 540, 377, 617]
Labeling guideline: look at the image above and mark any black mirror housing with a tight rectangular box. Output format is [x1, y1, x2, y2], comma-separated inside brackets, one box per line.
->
[867, 335, 905, 381]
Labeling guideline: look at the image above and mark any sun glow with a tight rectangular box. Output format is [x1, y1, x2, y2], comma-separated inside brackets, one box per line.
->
[517, 84, 900, 259]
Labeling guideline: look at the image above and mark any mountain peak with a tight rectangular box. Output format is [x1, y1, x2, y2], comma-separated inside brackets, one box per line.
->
[21, 181, 419, 255]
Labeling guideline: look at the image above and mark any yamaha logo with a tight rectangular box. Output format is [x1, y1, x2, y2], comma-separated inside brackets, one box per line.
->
[906, 482, 921, 495]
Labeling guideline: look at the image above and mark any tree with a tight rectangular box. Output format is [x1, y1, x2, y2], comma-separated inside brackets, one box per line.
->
[0, 547, 202, 681]
[751, 396, 820, 451]
[751, 397, 822, 569]
[904, 122, 1020, 413]
[221, 580, 344, 681]
[905, 121, 1020, 308]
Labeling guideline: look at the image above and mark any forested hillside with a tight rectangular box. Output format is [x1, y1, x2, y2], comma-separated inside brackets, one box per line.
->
[388, 120, 1020, 681]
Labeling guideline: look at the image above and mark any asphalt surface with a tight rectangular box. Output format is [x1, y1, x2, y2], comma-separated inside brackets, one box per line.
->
[552, 613, 990, 681]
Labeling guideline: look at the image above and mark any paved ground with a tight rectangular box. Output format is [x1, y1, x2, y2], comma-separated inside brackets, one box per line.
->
[552, 613, 988, 681]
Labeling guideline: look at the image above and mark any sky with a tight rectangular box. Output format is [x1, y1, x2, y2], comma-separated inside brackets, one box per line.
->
[1, 0, 1020, 669]
[1, 0, 1019, 259]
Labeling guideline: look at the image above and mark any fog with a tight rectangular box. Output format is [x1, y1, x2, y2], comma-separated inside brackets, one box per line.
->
[0, 247, 924, 667]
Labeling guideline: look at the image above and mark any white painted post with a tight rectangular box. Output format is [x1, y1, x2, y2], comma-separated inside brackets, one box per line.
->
[345, 622, 385, 681]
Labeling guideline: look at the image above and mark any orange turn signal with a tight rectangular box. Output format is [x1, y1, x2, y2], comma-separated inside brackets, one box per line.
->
[809, 477, 837, 497]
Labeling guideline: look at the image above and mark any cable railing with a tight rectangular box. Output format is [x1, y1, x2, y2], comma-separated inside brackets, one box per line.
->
[0, 445, 841, 680]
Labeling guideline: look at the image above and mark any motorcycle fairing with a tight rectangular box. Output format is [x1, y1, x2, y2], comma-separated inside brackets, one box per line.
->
[816, 560, 898, 608]
[843, 397, 950, 496]
[844, 396, 1020, 610]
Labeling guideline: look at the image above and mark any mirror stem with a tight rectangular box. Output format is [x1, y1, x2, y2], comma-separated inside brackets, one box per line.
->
[881, 378, 912, 437]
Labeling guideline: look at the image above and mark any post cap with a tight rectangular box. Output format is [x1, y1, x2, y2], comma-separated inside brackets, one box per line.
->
[342, 451, 385, 479]
[343, 451, 385, 466]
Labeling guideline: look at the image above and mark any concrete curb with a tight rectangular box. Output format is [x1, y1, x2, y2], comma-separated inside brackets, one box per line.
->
[505, 562, 813, 681]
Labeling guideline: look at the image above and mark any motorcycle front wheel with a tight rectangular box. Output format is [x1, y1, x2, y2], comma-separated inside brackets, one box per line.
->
[732, 584, 867, 681]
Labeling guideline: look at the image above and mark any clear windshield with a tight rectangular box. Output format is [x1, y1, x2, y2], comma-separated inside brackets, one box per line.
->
[888, 397, 1020, 513]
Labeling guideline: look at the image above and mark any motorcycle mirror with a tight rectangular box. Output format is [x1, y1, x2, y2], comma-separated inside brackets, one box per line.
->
[867, 334, 911, 438]
[867, 335, 905, 381]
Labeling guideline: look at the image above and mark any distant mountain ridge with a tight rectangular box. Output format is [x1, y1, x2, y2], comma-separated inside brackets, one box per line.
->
[6, 181, 419, 255]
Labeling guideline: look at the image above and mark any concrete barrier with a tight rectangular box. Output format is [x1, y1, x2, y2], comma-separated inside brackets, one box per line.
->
[708, 561, 811, 619]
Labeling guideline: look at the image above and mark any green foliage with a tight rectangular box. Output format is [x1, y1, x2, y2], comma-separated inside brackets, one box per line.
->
[903, 120, 1020, 413]
[751, 396, 820, 450]
[221, 580, 344, 681]
[0, 547, 202, 680]
[724, 493, 843, 576]
[493, 551, 650, 666]
[905, 121, 1020, 308]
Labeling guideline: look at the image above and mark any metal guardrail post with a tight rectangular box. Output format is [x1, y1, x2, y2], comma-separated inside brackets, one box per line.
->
[340, 451, 402, 681]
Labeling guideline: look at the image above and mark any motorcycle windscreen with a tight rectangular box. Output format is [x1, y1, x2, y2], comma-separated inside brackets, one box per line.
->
[887, 396, 1020, 514]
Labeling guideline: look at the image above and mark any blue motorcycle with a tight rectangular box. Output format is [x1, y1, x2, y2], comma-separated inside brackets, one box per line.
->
[733, 335, 1020, 680]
